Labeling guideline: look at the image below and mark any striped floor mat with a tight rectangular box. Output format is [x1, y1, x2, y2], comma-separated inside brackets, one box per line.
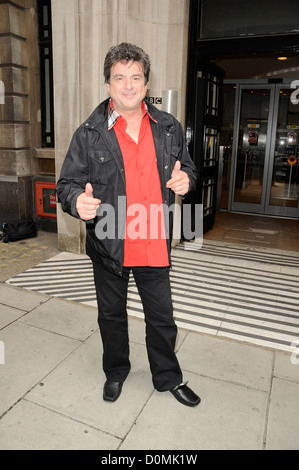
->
[6, 241, 299, 353]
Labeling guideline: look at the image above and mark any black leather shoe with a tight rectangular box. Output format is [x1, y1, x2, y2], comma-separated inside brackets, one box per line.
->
[103, 381, 123, 402]
[170, 384, 201, 407]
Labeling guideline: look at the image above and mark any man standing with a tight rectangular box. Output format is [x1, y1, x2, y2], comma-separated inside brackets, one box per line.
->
[57, 43, 200, 407]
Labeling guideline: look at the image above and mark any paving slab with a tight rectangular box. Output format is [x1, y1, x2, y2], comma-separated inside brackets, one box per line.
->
[274, 350, 299, 383]
[176, 332, 274, 391]
[19, 297, 98, 341]
[120, 371, 268, 450]
[266, 378, 299, 450]
[0, 322, 80, 415]
[0, 284, 48, 311]
[0, 399, 120, 450]
[25, 332, 155, 439]
[0, 304, 26, 329]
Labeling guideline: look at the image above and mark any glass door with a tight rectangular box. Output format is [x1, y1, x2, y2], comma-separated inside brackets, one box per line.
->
[265, 85, 299, 217]
[230, 85, 274, 214]
[229, 82, 299, 217]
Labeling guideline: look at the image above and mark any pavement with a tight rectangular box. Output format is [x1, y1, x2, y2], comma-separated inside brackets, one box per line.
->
[0, 232, 299, 451]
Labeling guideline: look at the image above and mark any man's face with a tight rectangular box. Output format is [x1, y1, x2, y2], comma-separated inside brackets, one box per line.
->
[107, 60, 147, 114]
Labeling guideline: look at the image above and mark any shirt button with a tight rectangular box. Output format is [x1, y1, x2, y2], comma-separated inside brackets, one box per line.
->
[165, 165, 168, 170]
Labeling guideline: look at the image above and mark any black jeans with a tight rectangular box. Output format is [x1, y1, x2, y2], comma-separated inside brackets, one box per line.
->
[92, 262, 183, 392]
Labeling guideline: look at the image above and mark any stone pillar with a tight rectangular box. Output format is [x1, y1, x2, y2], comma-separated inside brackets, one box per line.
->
[52, 0, 190, 253]
[0, 0, 40, 225]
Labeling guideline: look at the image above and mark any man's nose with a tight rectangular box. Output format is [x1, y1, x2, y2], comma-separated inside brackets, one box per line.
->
[124, 77, 133, 88]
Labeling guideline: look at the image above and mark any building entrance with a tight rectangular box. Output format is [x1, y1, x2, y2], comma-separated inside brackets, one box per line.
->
[220, 80, 299, 218]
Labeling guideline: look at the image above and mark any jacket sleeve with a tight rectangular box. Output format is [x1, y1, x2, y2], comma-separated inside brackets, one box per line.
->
[175, 121, 198, 196]
[56, 127, 89, 219]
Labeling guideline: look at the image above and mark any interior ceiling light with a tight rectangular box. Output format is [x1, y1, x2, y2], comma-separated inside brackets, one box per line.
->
[277, 56, 288, 60]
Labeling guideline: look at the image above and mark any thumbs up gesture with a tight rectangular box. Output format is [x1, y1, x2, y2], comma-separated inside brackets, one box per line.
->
[76, 183, 101, 220]
[85, 182, 94, 198]
[166, 160, 190, 196]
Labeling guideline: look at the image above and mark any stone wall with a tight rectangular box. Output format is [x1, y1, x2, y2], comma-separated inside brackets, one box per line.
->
[0, 0, 41, 225]
[52, 0, 190, 253]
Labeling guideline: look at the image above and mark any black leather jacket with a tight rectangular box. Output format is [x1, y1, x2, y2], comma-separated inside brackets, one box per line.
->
[57, 98, 198, 276]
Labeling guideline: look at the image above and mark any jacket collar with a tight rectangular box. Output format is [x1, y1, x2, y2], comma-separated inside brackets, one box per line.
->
[82, 98, 175, 131]
[82, 98, 110, 129]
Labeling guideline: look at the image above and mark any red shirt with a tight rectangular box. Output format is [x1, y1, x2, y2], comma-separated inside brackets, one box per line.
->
[113, 102, 169, 267]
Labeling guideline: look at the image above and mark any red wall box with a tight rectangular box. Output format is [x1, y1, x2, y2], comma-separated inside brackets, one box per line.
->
[35, 182, 57, 218]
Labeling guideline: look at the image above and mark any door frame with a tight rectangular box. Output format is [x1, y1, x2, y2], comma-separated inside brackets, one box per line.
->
[184, 61, 224, 234]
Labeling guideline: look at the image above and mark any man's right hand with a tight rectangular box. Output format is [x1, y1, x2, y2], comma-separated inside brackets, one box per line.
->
[76, 183, 101, 220]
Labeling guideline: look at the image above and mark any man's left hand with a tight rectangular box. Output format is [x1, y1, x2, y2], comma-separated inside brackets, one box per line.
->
[166, 161, 190, 196]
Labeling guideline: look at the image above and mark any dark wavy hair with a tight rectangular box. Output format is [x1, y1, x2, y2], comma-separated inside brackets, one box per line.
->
[104, 43, 151, 84]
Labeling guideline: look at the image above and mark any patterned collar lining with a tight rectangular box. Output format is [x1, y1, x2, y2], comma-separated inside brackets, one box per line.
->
[107, 98, 156, 130]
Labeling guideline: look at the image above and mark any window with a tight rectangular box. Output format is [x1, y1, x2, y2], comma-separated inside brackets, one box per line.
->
[203, 127, 218, 167]
[199, 0, 299, 40]
[206, 74, 220, 116]
[202, 178, 214, 215]
[37, 0, 54, 147]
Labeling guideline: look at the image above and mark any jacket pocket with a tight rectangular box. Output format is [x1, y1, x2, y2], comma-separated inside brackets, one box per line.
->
[88, 150, 116, 186]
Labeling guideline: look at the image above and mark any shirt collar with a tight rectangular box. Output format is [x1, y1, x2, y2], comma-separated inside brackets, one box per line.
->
[108, 98, 157, 130]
